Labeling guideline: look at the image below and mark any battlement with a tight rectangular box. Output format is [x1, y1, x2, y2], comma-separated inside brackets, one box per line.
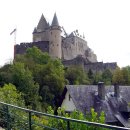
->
[15, 41, 49, 55]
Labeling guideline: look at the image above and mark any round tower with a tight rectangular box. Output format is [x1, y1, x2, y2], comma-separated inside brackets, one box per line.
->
[49, 13, 62, 59]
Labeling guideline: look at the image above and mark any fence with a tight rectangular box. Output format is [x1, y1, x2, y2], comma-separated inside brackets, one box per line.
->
[0, 101, 129, 130]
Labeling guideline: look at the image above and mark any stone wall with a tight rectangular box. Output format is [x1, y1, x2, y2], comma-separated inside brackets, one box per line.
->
[63, 56, 117, 73]
[15, 41, 49, 55]
[33, 30, 49, 42]
[49, 26, 62, 59]
[62, 55, 87, 68]
[62, 35, 97, 62]
[15, 41, 117, 73]
[84, 62, 117, 73]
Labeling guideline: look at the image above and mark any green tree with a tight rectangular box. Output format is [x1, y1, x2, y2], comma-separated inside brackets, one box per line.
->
[0, 83, 24, 106]
[121, 66, 130, 85]
[24, 46, 50, 65]
[15, 47, 65, 109]
[88, 69, 94, 84]
[65, 66, 90, 85]
[102, 69, 113, 85]
[0, 83, 29, 129]
[11, 62, 41, 110]
[0, 64, 13, 86]
[112, 67, 124, 85]
[47, 106, 105, 130]
[93, 72, 102, 85]
[38, 59, 65, 108]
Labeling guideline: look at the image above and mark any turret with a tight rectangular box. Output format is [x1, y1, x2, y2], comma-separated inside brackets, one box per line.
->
[37, 14, 48, 32]
[33, 14, 49, 42]
[49, 13, 62, 59]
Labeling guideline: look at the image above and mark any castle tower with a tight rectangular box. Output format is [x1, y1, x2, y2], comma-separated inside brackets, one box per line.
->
[33, 14, 49, 42]
[49, 13, 62, 59]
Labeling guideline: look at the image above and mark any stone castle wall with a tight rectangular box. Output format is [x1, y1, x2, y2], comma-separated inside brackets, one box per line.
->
[16, 34, 97, 63]
[84, 62, 117, 73]
[62, 35, 97, 62]
[15, 42, 117, 73]
[15, 41, 49, 55]
[33, 30, 49, 42]
[62, 36, 87, 60]
[62, 56, 117, 73]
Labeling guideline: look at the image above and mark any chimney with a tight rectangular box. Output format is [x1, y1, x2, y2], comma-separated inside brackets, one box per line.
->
[98, 82, 105, 100]
[114, 83, 120, 98]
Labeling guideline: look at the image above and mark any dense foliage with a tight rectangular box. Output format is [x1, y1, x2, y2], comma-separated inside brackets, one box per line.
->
[65, 66, 90, 85]
[0, 46, 129, 129]
[112, 66, 130, 85]
[0, 47, 66, 111]
[46, 106, 105, 130]
[0, 47, 130, 111]
[0, 84, 28, 129]
[24, 106, 106, 130]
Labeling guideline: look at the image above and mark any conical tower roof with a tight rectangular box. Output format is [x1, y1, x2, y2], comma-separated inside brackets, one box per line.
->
[51, 13, 59, 26]
[37, 14, 48, 31]
[33, 27, 37, 33]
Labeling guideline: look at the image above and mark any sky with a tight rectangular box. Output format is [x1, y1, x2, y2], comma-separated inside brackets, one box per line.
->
[0, 0, 130, 67]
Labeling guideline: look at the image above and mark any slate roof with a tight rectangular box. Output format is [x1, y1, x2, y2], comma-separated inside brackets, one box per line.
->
[61, 85, 130, 126]
[33, 27, 37, 34]
[51, 13, 59, 26]
[37, 14, 48, 31]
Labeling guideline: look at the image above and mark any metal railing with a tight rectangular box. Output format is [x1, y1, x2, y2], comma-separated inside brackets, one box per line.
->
[0, 101, 129, 130]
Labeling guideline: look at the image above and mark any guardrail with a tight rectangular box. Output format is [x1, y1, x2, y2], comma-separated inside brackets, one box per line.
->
[0, 101, 129, 130]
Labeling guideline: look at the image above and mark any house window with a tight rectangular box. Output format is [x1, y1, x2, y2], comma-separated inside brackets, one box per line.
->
[69, 94, 71, 101]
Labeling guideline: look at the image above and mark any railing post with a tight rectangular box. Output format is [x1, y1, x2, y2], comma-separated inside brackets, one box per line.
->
[5, 105, 11, 130]
[29, 111, 32, 130]
[67, 120, 70, 130]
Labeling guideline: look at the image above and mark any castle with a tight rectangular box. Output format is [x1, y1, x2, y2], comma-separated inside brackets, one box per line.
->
[15, 13, 117, 72]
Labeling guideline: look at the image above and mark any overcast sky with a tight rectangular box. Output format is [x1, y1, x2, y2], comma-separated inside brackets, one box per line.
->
[0, 0, 130, 67]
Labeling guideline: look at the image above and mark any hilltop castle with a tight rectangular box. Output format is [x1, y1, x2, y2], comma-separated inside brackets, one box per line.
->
[15, 13, 117, 72]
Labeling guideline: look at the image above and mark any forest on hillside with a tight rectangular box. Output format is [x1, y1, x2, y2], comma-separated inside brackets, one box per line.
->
[0, 46, 130, 111]
[0, 47, 129, 129]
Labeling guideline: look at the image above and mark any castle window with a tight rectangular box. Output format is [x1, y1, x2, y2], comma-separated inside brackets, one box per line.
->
[57, 44, 59, 46]
[55, 35, 56, 38]
[51, 32, 52, 35]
